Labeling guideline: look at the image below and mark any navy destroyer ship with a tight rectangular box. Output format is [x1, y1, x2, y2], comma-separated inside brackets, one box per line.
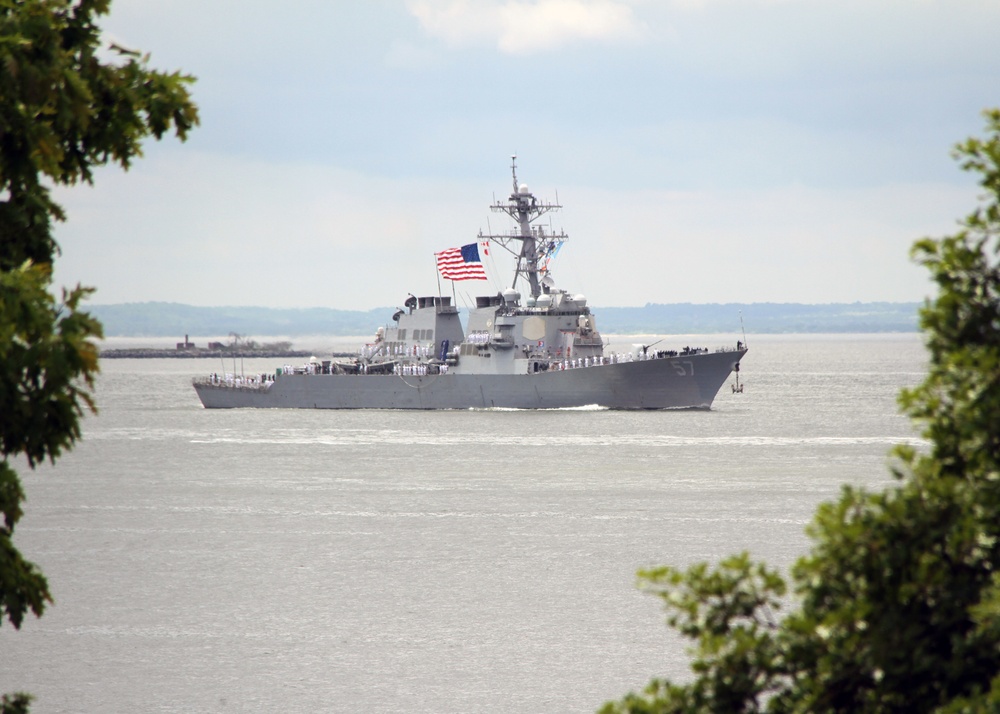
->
[193, 161, 747, 409]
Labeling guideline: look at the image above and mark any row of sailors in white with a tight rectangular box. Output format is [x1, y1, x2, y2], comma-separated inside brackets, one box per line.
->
[353, 361, 447, 376]
[284, 363, 322, 375]
[551, 357, 603, 370]
[466, 331, 491, 344]
[359, 343, 434, 359]
[393, 362, 446, 376]
[548, 353, 627, 370]
[547, 348, 705, 370]
[208, 372, 274, 387]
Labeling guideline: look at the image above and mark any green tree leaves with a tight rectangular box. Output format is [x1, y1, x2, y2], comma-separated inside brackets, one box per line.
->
[1, 1, 198, 709]
[0, 262, 101, 470]
[602, 109, 1000, 713]
[0, 0, 198, 267]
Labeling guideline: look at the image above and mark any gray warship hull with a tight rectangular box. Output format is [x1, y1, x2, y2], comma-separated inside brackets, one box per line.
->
[193, 160, 748, 411]
[194, 348, 745, 410]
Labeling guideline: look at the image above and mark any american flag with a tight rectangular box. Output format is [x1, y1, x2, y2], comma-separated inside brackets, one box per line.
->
[435, 243, 488, 281]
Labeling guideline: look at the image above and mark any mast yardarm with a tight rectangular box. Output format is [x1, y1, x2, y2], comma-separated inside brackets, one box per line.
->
[479, 156, 567, 298]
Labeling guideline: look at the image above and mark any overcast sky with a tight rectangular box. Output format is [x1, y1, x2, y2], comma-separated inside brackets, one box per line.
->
[51, 0, 1000, 309]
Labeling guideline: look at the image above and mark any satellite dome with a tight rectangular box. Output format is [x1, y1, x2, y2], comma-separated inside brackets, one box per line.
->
[518, 183, 530, 195]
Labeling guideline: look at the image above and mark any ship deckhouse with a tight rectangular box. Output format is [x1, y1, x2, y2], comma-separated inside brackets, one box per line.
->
[193, 159, 746, 409]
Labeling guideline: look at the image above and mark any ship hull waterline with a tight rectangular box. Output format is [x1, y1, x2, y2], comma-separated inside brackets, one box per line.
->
[194, 349, 746, 410]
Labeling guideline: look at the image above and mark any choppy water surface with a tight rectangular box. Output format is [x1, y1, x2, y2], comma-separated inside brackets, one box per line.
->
[1, 334, 925, 713]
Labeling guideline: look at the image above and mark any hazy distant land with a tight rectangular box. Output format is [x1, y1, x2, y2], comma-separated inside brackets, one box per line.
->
[90, 301, 920, 338]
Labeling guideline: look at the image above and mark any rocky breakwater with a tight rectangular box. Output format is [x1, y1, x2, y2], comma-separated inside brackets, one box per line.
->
[100, 348, 318, 359]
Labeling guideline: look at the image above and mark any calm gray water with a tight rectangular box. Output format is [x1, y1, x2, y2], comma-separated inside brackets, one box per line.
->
[1, 334, 925, 713]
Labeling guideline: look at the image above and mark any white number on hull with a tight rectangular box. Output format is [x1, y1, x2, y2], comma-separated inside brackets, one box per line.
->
[671, 360, 695, 376]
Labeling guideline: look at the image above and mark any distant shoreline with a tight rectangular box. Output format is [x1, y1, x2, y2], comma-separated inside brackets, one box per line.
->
[100, 348, 353, 359]
[88, 301, 921, 338]
[100, 333, 921, 359]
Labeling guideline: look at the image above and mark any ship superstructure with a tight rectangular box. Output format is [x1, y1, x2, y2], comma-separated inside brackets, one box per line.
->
[193, 160, 746, 409]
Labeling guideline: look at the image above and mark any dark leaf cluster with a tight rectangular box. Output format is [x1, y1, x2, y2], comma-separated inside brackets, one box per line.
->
[1, 1, 198, 709]
[601, 110, 1000, 714]
[1, 0, 197, 268]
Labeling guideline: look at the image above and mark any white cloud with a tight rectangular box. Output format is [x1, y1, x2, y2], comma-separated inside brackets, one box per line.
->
[384, 40, 441, 70]
[407, 0, 645, 54]
[555, 180, 970, 306]
[42, 0, 998, 311]
[51, 150, 488, 310]
[665, 0, 799, 8]
[51, 146, 972, 310]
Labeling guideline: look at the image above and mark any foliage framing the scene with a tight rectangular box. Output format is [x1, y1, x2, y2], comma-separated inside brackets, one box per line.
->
[1, 0, 197, 710]
[601, 109, 1000, 714]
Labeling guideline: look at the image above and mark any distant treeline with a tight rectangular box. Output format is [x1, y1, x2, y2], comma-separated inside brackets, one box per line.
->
[88, 300, 920, 337]
[598, 302, 920, 334]
[90, 302, 388, 337]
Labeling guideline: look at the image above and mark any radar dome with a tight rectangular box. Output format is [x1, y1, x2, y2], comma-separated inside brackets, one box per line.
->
[518, 183, 530, 194]
[502, 288, 521, 304]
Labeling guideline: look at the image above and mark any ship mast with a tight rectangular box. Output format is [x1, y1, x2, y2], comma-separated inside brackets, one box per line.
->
[480, 156, 567, 299]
